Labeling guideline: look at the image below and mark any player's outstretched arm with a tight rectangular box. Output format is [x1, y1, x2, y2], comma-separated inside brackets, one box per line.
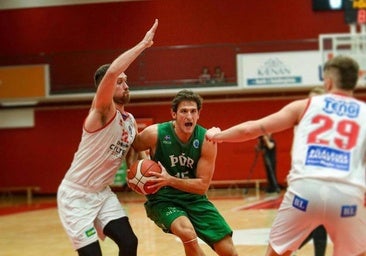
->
[206, 99, 306, 143]
[95, 19, 159, 109]
[86, 19, 158, 131]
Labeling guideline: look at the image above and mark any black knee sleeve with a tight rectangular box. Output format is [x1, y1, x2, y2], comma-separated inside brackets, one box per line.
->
[77, 241, 102, 256]
[103, 217, 138, 256]
[312, 225, 327, 256]
[299, 225, 327, 255]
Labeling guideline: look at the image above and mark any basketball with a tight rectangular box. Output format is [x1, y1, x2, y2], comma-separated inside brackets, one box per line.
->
[127, 159, 162, 195]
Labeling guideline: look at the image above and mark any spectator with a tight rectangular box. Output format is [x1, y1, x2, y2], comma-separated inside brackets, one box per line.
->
[198, 66, 211, 84]
[257, 134, 281, 193]
[308, 86, 326, 97]
[212, 65, 225, 84]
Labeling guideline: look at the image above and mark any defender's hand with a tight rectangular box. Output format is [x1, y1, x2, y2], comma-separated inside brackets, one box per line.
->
[142, 19, 158, 48]
[205, 127, 222, 143]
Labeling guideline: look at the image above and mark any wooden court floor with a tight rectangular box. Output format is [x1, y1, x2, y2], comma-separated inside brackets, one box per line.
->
[0, 188, 334, 256]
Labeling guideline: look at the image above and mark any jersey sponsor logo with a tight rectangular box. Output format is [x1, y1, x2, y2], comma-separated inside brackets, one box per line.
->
[110, 137, 132, 159]
[305, 145, 350, 171]
[341, 205, 357, 217]
[121, 130, 129, 143]
[193, 139, 200, 149]
[292, 195, 308, 211]
[163, 135, 171, 144]
[165, 206, 180, 217]
[110, 122, 135, 159]
[323, 97, 360, 118]
[128, 125, 134, 136]
[85, 227, 96, 237]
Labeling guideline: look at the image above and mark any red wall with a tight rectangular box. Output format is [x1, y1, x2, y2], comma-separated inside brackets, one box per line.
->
[0, 99, 295, 193]
[0, 0, 349, 55]
[0, 0, 349, 92]
[0, 0, 353, 193]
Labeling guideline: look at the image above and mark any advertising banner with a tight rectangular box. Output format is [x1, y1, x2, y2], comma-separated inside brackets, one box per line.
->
[237, 51, 323, 89]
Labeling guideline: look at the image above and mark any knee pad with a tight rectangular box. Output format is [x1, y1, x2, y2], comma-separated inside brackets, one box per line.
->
[77, 241, 102, 256]
[104, 217, 138, 256]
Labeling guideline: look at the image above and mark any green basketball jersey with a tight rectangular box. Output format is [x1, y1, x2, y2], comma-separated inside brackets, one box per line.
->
[144, 121, 233, 244]
[146, 121, 206, 200]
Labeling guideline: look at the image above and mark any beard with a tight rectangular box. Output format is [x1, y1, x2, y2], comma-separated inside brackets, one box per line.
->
[114, 93, 130, 105]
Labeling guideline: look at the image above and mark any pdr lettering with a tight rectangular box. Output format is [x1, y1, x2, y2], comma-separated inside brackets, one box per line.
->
[169, 153, 194, 168]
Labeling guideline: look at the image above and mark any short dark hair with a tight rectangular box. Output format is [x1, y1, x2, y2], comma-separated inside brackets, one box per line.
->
[94, 64, 110, 88]
[171, 89, 203, 112]
[323, 55, 359, 90]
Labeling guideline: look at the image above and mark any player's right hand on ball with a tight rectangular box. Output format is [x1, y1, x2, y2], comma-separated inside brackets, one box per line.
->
[147, 161, 169, 193]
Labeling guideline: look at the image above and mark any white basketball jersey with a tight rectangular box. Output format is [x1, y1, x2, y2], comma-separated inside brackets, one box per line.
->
[64, 111, 136, 191]
[288, 93, 366, 191]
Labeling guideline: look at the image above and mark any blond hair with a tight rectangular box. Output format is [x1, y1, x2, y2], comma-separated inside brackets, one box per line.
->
[308, 86, 325, 97]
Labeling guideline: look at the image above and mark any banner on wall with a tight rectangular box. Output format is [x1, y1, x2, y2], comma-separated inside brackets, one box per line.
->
[236, 51, 323, 89]
[0, 64, 49, 100]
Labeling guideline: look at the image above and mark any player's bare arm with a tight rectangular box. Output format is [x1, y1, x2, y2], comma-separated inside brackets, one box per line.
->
[95, 19, 158, 111]
[132, 124, 158, 155]
[207, 99, 308, 143]
[193, 138, 217, 192]
[85, 19, 158, 131]
[125, 120, 149, 167]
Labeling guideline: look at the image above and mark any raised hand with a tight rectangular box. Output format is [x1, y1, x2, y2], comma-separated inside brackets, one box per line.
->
[142, 19, 158, 48]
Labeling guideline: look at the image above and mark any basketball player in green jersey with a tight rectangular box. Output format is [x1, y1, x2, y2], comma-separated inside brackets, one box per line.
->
[132, 89, 237, 256]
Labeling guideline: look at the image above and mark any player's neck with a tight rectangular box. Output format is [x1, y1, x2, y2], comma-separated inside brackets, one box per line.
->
[115, 103, 126, 114]
[330, 89, 353, 97]
[172, 121, 191, 143]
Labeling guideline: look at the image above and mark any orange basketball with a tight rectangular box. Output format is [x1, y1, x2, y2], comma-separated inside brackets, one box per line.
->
[127, 159, 162, 195]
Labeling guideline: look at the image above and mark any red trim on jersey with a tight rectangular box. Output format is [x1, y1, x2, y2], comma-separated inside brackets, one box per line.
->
[298, 98, 311, 124]
[331, 92, 351, 98]
[83, 111, 118, 133]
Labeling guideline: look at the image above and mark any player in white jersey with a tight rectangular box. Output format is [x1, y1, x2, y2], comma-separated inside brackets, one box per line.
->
[206, 55, 366, 256]
[57, 19, 158, 256]
[295, 86, 328, 256]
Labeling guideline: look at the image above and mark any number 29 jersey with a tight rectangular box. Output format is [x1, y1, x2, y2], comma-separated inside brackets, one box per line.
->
[288, 93, 366, 192]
